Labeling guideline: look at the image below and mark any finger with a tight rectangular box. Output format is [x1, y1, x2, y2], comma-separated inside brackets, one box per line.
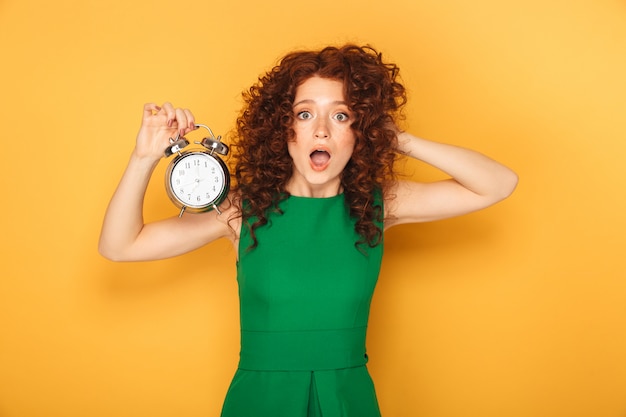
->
[183, 108, 196, 131]
[175, 107, 189, 136]
[161, 102, 176, 127]
[143, 103, 161, 119]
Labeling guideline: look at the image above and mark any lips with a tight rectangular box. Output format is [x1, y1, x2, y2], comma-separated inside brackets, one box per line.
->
[309, 148, 331, 171]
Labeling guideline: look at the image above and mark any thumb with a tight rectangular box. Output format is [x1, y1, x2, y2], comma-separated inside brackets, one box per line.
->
[142, 103, 162, 119]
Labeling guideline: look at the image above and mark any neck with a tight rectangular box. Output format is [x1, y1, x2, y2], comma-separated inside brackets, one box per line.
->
[285, 179, 343, 198]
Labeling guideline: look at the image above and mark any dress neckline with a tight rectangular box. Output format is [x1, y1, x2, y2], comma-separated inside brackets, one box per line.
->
[286, 193, 344, 201]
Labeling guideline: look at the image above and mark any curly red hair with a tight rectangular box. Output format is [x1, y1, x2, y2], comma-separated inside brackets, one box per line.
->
[230, 44, 407, 249]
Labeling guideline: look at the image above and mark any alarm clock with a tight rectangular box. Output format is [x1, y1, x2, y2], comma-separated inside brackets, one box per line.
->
[164, 124, 230, 217]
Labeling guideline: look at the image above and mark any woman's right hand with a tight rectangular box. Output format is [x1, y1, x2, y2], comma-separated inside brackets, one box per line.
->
[134, 102, 197, 160]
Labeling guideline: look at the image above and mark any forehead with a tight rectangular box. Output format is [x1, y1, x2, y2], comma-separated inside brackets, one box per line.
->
[294, 77, 345, 101]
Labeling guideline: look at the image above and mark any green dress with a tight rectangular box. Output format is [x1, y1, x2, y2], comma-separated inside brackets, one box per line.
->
[221, 193, 383, 417]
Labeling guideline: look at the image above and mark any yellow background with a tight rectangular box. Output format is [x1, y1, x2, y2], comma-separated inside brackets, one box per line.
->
[1, 0, 625, 416]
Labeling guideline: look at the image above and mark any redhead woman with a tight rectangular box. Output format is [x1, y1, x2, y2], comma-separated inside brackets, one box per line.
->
[99, 45, 518, 417]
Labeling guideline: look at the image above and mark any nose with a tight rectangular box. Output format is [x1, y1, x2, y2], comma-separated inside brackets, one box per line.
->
[314, 118, 329, 139]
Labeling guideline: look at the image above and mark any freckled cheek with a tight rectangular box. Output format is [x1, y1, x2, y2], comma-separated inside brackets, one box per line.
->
[342, 135, 357, 155]
[290, 126, 312, 144]
[287, 141, 307, 164]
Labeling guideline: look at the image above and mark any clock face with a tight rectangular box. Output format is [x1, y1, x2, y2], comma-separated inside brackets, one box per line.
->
[167, 151, 229, 210]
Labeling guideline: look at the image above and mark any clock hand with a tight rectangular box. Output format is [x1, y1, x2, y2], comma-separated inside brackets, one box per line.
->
[179, 179, 197, 189]
[191, 178, 201, 193]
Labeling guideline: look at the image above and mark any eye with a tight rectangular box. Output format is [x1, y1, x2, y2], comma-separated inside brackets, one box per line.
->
[296, 111, 313, 120]
[333, 112, 350, 122]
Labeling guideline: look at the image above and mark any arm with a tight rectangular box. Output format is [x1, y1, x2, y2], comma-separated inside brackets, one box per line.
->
[384, 131, 518, 228]
[98, 103, 236, 262]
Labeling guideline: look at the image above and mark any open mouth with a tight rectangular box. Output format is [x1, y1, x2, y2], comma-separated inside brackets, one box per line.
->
[310, 149, 331, 170]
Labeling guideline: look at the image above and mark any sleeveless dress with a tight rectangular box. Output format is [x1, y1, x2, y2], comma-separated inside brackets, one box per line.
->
[221, 193, 383, 417]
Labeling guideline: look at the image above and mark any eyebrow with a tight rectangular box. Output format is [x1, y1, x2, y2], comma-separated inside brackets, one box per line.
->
[292, 99, 349, 107]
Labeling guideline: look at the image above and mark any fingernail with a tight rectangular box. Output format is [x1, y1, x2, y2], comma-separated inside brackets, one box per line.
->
[167, 119, 173, 127]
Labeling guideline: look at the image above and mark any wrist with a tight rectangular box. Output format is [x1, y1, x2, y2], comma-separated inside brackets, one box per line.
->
[129, 149, 161, 169]
[396, 131, 418, 156]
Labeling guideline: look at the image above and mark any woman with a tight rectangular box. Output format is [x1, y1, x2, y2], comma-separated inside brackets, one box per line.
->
[99, 45, 518, 416]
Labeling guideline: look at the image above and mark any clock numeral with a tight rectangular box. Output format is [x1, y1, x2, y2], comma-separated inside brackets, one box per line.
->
[214, 177, 219, 183]
[194, 159, 200, 167]
[178, 169, 186, 176]
[197, 195, 202, 202]
[185, 162, 191, 169]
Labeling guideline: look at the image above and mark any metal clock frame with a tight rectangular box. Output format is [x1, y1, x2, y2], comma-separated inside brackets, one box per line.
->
[164, 124, 230, 217]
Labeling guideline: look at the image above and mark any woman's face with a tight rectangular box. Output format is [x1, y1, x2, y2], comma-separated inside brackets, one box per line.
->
[286, 76, 356, 197]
